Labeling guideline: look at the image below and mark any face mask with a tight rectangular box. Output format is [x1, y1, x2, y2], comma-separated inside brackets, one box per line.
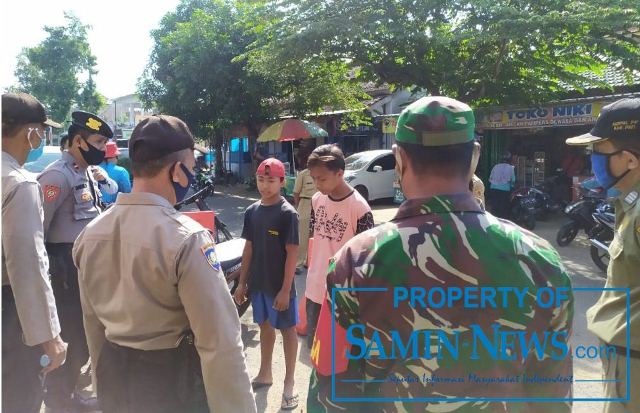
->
[591, 151, 630, 190]
[172, 163, 195, 202]
[25, 128, 45, 163]
[79, 138, 106, 165]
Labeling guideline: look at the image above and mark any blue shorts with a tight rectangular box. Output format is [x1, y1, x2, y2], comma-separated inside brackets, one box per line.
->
[251, 291, 298, 330]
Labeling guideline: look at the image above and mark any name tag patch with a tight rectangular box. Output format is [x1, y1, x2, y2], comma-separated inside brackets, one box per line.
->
[201, 242, 221, 271]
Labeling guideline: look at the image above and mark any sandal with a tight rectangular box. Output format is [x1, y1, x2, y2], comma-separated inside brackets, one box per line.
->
[281, 393, 299, 411]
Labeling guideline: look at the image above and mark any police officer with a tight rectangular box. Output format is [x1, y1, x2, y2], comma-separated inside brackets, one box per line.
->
[293, 165, 317, 270]
[307, 97, 574, 413]
[38, 110, 112, 412]
[72, 115, 256, 413]
[2, 93, 68, 413]
[567, 98, 640, 413]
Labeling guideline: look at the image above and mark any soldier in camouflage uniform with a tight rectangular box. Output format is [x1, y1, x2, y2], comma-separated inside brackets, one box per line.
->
[307, 96, 574, 413]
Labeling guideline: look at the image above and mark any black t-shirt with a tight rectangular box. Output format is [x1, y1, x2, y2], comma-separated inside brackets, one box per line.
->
[241, 198, 299, 296]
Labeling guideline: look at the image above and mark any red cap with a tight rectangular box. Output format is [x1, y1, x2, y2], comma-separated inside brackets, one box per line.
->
[105, 142, 121, 158]
[256, 158, 285, 178]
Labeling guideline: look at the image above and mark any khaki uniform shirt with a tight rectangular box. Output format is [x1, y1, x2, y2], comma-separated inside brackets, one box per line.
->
[294, 168, 317, 199]
[1, 151, 60, 345]
[72, 192, 256, 413]
[587, 180, 640, 351]
[38, 152, 103, 243]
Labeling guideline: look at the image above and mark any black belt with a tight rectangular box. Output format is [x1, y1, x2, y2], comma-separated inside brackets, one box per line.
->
[610, 344, 640, 359]
[299, 196, 311, 200]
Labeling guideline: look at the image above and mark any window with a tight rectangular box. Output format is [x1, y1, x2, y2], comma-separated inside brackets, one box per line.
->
[368, 154, 395, 171]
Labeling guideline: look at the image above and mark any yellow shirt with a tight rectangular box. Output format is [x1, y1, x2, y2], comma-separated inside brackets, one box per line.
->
[587, 180, 640, 350]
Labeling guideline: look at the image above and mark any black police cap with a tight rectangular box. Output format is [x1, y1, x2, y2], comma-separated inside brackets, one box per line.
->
[2, 93, 62, 128]
[129, 115, 195, 162]
[71, 111, 113, 139]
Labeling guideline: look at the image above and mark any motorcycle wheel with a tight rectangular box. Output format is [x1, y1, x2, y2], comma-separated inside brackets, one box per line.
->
[556, 222, 579, 247]
[590, 245, 609, 274]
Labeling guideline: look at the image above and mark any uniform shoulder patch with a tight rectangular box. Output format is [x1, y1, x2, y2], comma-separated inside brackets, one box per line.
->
[201, 242, 221, 271]
[44, 185, 61, 202]
[624, 191, 638, 205]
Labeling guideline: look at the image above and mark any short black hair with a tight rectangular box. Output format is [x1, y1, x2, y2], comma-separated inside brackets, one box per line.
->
[397, 141, 475, 178]
[307, 144, 345, 172]
[131, 149, 189, 178]
[60, 133, 69, 149]
[1, 118, 22, 137]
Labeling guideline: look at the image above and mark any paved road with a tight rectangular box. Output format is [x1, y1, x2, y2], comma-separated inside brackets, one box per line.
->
[59, 188, 610, 413]
[206, 190, 610, 413]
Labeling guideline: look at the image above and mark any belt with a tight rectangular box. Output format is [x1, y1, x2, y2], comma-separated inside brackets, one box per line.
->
[299, 196, 311, 200]
[609, 344, 640, 359]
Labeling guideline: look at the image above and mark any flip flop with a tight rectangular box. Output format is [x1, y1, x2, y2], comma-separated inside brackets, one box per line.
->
[251, 380, 273, 390]
[281, 393, 299, 411]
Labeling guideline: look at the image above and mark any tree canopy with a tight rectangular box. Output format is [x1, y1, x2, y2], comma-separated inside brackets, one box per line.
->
[138, 0, 368, 143]
[247, 0, 640, 106]
[14, 12, 106, 123]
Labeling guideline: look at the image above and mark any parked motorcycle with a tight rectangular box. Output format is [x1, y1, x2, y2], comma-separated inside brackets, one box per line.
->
[556, 186, 606, 247]
[192, 166, 215, 193]
[589, 202, 615, 274]
[510, 187, 537, 230]
[174, 183, 248, 315]
[529, 186, 564, 221]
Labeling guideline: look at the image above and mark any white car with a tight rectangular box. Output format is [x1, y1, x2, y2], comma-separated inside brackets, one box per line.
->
[343, 149, 396, 201]
[24, 146, 63, 175]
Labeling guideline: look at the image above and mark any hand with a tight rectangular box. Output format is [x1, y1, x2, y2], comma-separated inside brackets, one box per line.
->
[234, 284, 248, 305]
[91, 167, 106, 182]
[273, 289, 290, 311]
[40, 335, 68, 374]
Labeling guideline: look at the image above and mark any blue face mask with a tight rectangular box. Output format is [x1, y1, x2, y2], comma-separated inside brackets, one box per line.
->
[591, 150, 630, 190]
[172, 163, 195, 202]
[25, 128, 44, 163]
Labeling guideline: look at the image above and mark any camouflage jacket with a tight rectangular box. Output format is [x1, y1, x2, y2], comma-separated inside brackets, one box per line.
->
[308, 193, 574, 413]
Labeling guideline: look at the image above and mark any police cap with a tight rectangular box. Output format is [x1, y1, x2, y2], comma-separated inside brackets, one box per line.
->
[71, 111, 113, 139]
[129, 115, 195, 162]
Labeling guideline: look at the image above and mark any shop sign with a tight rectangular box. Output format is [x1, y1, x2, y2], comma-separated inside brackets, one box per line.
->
[479, 101, 606, 129]
[382, 117, 398, 134]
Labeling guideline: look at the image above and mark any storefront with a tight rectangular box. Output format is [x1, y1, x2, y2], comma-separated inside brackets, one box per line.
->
[475, 97, 632, 200]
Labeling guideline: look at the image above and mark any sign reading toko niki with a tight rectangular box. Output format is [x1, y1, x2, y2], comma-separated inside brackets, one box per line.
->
[478, 101, 608, 129]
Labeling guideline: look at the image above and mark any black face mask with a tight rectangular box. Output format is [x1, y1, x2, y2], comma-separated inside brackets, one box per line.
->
[79, 138, 106, 165]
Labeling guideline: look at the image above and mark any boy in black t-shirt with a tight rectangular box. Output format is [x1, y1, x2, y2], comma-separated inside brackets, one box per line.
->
[234, 158, 300, 410]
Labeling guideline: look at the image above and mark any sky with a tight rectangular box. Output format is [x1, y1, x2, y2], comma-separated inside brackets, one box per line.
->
[1, 0, 180, 100]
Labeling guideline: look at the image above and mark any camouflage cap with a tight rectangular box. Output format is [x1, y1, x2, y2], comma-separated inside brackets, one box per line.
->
[395, 96, 475, 146]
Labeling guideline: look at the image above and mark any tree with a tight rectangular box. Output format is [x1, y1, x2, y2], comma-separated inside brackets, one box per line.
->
[138, 0, 369, 173]
[248, 0, 640, 106]
[14, 12, 105, 123]
[77, 73, 107, 115]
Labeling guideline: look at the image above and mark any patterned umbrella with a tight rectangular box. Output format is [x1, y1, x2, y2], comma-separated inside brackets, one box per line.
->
[257, 118, 328, 142]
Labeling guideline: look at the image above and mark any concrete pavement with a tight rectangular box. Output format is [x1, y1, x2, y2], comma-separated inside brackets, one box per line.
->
[209, 190, 610, 413]
[57, 187, 613, 413]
